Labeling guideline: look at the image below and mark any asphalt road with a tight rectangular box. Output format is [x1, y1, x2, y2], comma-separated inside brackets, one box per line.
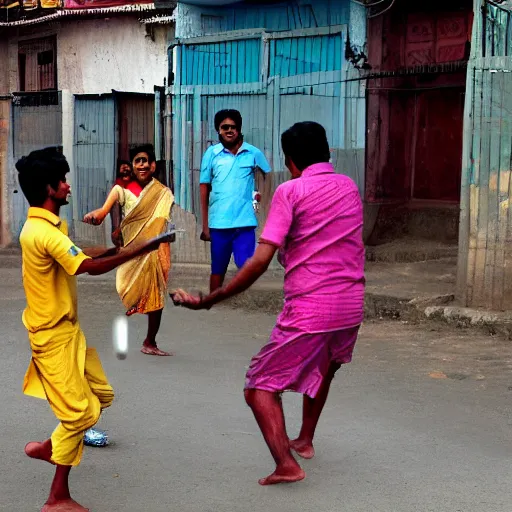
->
[1, 267, 512, 512]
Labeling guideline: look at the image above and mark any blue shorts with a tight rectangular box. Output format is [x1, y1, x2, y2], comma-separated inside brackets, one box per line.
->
[210, 227, 256, 275]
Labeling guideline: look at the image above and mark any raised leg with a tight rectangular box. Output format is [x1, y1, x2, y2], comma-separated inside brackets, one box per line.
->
[25, 439, 54, 464]
[244, 389, 305, 486]
[290, 361, 341, 459]
[141, 309, 173, 356]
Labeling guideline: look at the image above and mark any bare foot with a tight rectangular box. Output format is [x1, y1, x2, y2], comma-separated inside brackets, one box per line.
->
[25, 440, 54, 465]
[140, 345, 173, 356]
[258, 465, 306, 486]
[290, 439, 315, 459]
[41, 498, 89, 511]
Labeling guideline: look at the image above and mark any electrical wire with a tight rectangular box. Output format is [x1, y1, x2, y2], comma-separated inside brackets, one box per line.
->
[351, 0, 389, 7]
[368, 0, 396, 18]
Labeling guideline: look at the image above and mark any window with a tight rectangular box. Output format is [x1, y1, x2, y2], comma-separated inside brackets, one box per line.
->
[18, 36, 57, 92]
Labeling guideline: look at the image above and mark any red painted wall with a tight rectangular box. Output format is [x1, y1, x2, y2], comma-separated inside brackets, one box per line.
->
[365, 0, 473, 204]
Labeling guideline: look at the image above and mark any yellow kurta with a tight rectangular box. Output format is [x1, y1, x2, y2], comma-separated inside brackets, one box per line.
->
[20, 207, 114, 466]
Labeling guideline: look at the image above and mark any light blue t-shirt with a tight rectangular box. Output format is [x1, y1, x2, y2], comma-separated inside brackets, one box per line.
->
[200, 142, 271, 229]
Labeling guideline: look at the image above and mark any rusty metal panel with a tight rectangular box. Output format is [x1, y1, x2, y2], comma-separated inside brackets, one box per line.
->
[10, 91, 62, 240]
[117, 93, 155, 161]
[365, 4, 471, 204]
[458, 60, 512, 309]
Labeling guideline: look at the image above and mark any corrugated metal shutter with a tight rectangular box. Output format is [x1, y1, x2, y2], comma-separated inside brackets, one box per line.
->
[269, 33, 343, 77]
[10, 91, 62, 240]
[73, 95, 116, 245]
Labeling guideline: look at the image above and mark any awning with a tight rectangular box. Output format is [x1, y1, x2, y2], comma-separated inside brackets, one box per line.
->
[0, 2, 159, 25]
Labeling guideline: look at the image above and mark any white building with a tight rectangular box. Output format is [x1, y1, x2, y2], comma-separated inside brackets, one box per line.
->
[0, 3, 175, 246]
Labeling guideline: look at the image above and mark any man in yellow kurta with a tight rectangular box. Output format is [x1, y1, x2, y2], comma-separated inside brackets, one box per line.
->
[17, 147, 174, 512]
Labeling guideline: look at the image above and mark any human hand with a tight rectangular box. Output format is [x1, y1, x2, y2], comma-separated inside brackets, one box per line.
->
[169, 289, 212, 310]
[200, 228, 211, 242]
[147, 231, 176, 251]
[83, 209, 105, 226]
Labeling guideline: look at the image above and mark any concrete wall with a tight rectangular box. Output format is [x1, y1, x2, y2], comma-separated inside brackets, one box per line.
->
[174, 2, 202, 39]
[58, 18, 169, 94]
[0, 43, 9, 246]
[3, 17, 170, 94]
[0, 99, 11, 247]
[0, 40, 8, 95]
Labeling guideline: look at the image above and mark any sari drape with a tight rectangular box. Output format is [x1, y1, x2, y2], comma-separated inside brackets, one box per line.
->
[116, 179, 174, 314]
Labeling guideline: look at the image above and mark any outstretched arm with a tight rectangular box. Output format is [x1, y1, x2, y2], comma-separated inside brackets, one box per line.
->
[83, 186, 121, 225]
[76, 232, 174, 276]
[172, 242, 277, 309]
[82, 246, 119, 258]
[174, 183, 292, 311]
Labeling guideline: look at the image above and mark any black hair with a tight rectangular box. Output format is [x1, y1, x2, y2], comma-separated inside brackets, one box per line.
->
[214, 109, 243, 132]
[130, 144, 156, 164]
[116, 159, 132, 178]
[281, 122, 331, 171]
[16, 147, 70, 207]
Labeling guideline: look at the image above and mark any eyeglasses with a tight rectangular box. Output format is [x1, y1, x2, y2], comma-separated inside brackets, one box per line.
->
[220, 124, 237, 131]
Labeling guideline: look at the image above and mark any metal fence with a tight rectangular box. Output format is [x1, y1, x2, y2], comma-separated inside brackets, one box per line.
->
[457, 1, 512, 309]
[171, 26, 366, 222]
[458, 60, 512, 309]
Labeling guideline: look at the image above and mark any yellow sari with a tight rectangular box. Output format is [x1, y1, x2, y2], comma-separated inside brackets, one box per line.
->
[116, 179, 174, 314]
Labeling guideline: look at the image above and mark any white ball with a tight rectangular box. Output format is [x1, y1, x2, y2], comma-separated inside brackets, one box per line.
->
[112, 316, 128, 360]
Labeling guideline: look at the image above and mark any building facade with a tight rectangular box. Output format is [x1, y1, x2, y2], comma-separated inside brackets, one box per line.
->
[0, 3, 174, 246]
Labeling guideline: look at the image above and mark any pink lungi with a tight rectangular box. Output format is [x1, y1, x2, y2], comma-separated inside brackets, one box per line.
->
[244, 162, 365, 399]
[245, 322, 359, 399]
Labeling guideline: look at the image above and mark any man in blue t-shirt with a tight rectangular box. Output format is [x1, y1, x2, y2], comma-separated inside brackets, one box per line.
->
[200, 109, 271, 292]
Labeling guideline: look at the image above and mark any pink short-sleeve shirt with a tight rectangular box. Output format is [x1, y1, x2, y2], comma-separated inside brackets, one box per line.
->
[260, 162, 365, 331]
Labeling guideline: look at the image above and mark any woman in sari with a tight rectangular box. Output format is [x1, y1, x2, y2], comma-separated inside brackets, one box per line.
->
[84, 145, 174, 356]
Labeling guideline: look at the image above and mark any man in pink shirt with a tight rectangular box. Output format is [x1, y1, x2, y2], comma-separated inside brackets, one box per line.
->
[172, 122, 365, 486]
